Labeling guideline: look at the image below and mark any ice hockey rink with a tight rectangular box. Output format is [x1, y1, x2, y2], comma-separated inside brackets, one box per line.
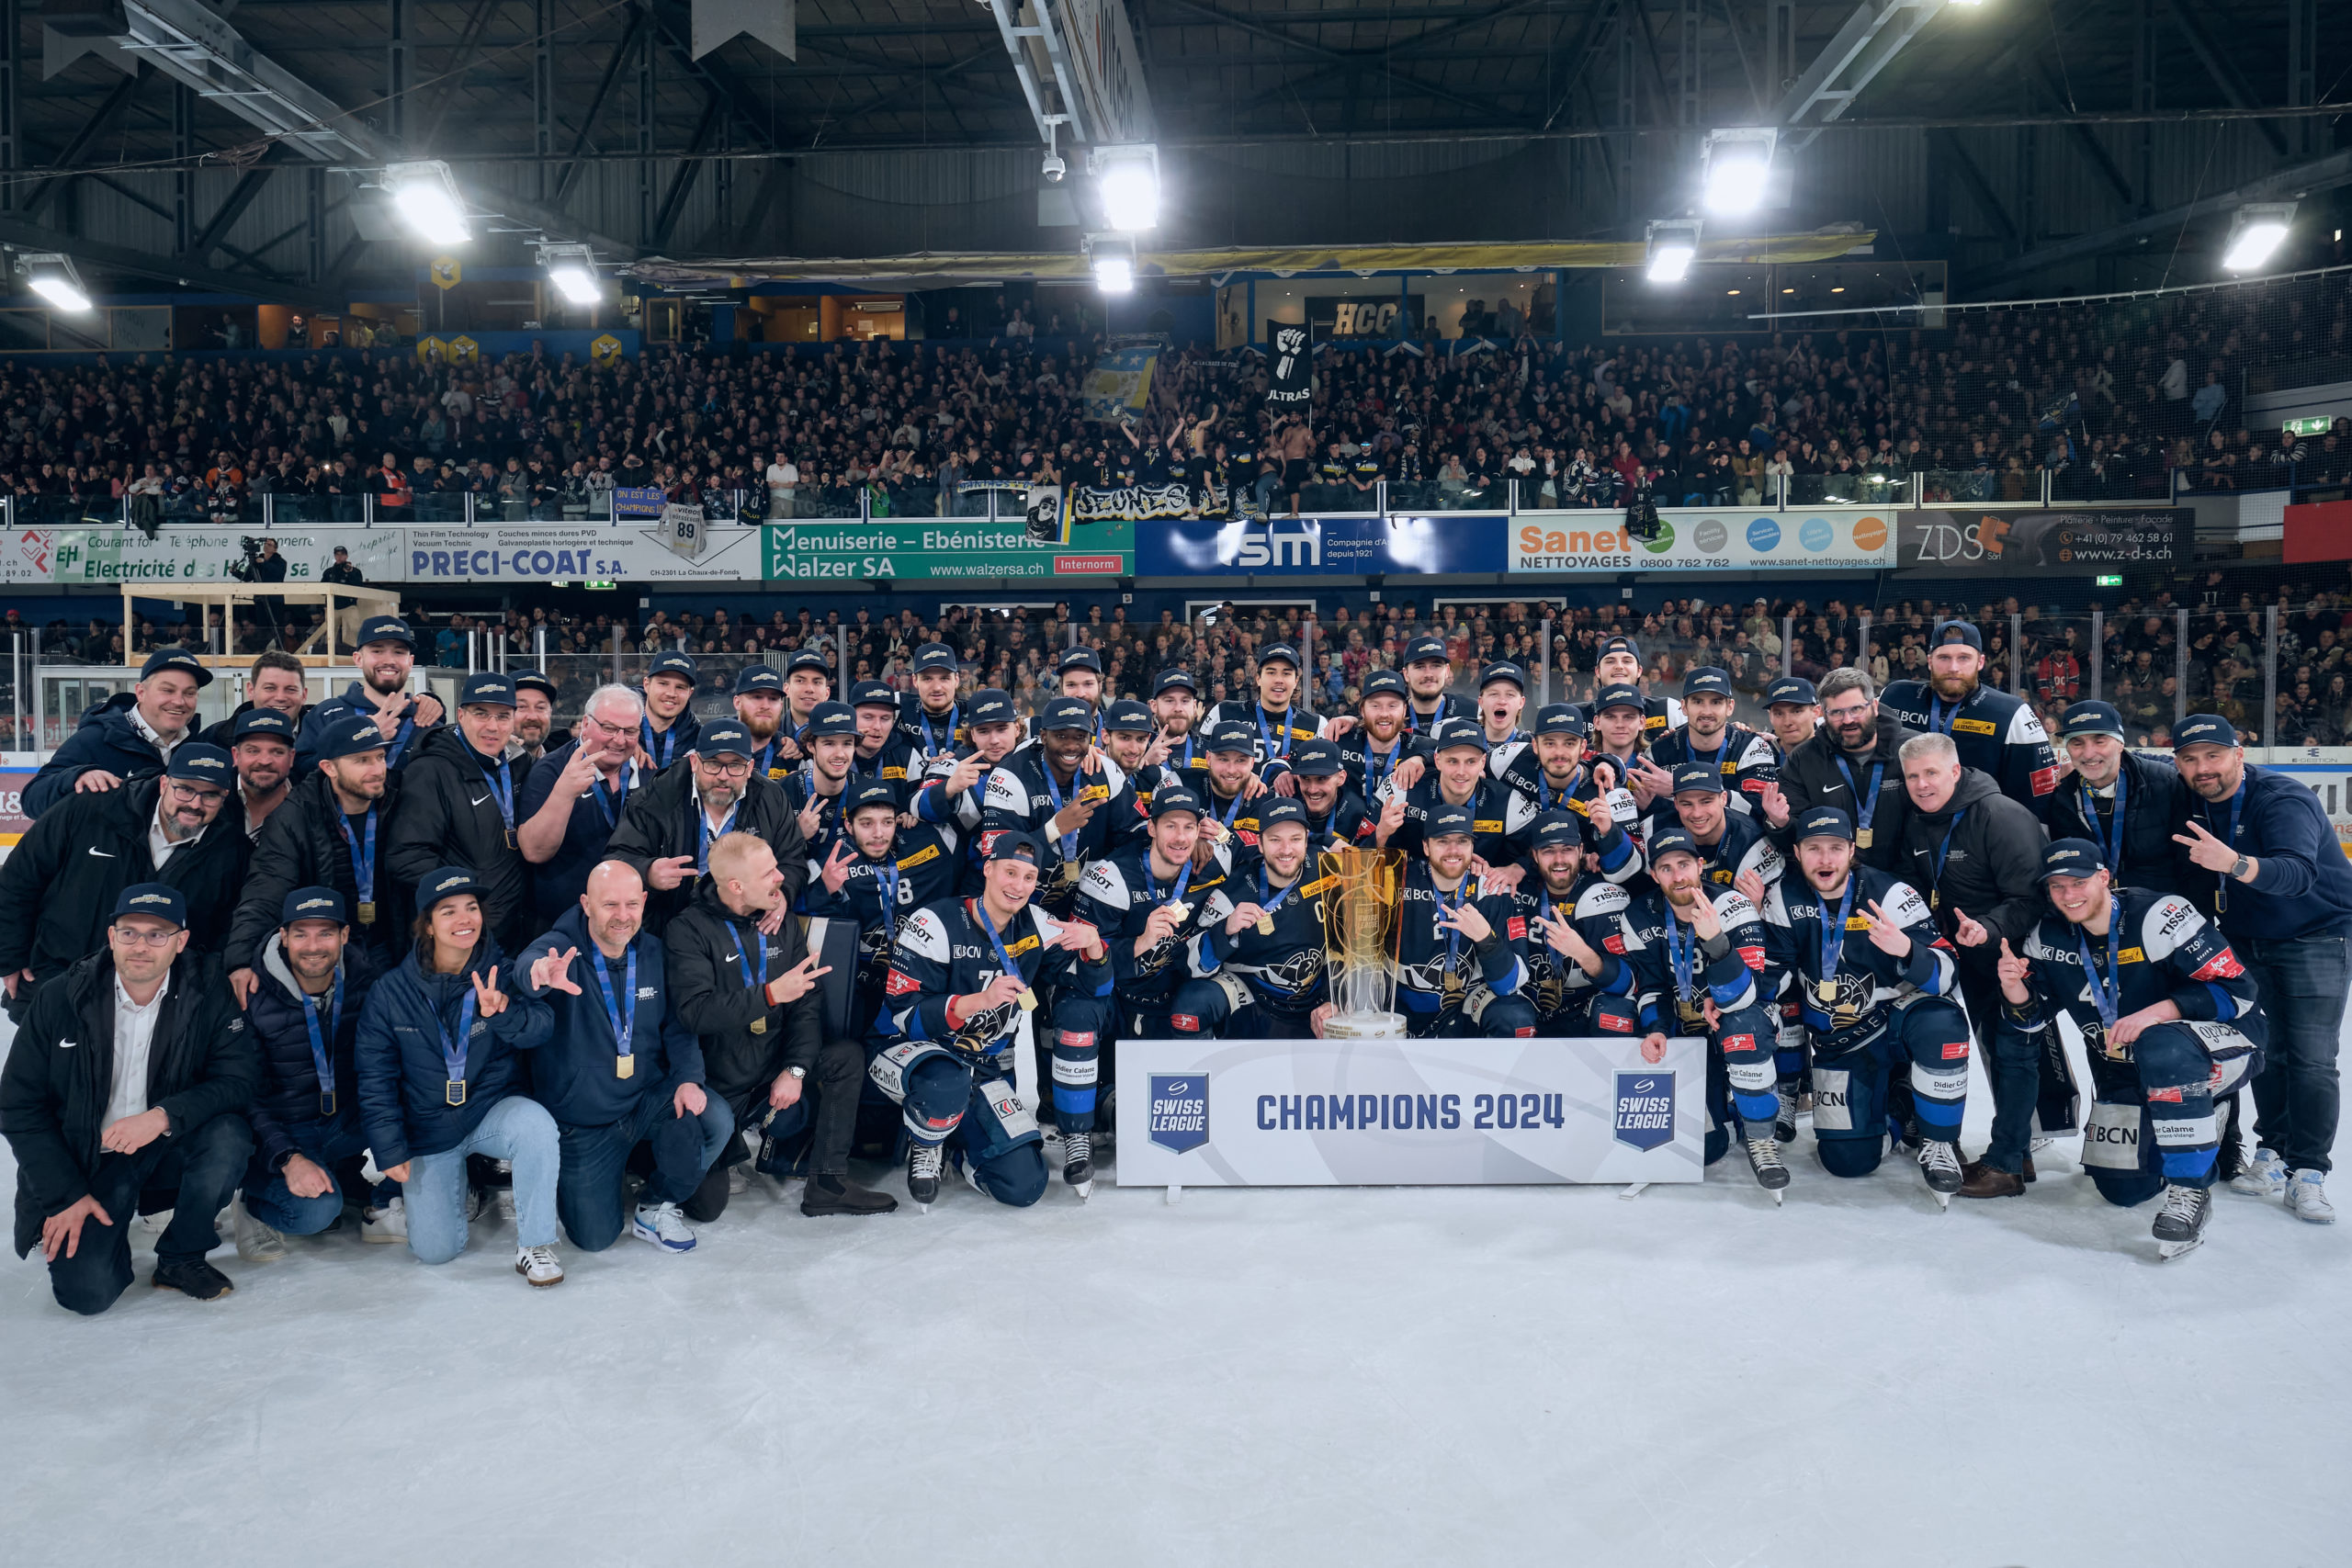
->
[2, 1015, 2345, 1568]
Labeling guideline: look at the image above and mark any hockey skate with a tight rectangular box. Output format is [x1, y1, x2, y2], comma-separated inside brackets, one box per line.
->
[1917, 1139, 1962, 1210]
[907, 1142, 944, 1212]
[2153, 1182, 2211, 1260]
[1773, 1085, 1799, 1145]
[1744, 1136, 1790, 1203]
[1063, 1132, 1095, 1201]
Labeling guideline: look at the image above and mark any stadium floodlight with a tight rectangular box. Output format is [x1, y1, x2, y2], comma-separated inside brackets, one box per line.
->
[18, 253, 91, 312]
[538, 242, 602, 305]
[384, 160, 471, 246]
[1702, 128, 1777, 215]
[1645, 218, 1702, 284]
[2222, 202, 2296, 273]
[1091, 143, 1161, 231]
[1086, 232, 1136, 294]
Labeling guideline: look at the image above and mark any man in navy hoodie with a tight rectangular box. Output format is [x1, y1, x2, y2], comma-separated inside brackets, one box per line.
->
[517, 859, 731, 1254]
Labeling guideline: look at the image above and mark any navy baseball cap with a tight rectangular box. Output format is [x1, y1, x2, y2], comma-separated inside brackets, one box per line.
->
[1933, 619, 1984, 651]
[1204, 722, 1256, 755]
[458, 672, 515, 708]
[1149, 785, 1204, 821]
[1402, 635, 1450, 667]
[2042, 839, 2108, 879]
[912, 643, 957, 673]
[1646, 824, 1702, 865]
[1153, 669, 1198, 697]
[1258, 643, 1301, 670]
[1041, 695, 1094, 732]
[1532, 703, 1588, 739]
[785, 650, 831, 678]
[140, 648, 212, 686]
[1289, 739, 1344, 776]
[1057, 647, 1103, 675]
[1424, 803, 1476, 841]
[695, 721, 755, 759]
[733, 664, 785, 695]
[1258, 796, 1308, 831]
[645, 651, 697, 684]
[1681, 666, 1732, 698]
[968, 689, 1017, 728]
[845, 779, 899, 818]
[2058, 700, 2126, 741]
[801, 701, 857, 740]
[356, 615, 414, 649]
[281, 886, 347, 927]
[2173, 714, 2240, 750]
[1766, 676, 1819, 706]
[1795, 806, 1854, 842]
[1431, 717, 1489, 754]
[1594, 682, 1645, 714]
[165, 741, 232, 787]
[1669, 761, 1724, 795]
[511, 669, 559, 700]
[851, 681, 897, 709]
[1479, 661, 1525, 691]
[1104, 700, 1155, 734]
[416, 866, 481, 914]
[322, 716, 390, 761]
[1362, 669, 1408, 701]
[988, 829, 1045, 865]
[1600, 634, 1641, 661]
[232, 708, 296, 743]
[112, 883, 187, 928]
[1532, 811, 1582, 852]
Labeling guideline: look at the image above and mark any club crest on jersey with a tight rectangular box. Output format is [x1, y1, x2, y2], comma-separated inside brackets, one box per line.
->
[1613, 1072, 1675, 1151]
[1149, 1074, 1209, 1153]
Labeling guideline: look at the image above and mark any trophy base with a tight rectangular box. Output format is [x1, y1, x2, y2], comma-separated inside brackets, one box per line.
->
[1322, 1011, 1407, 1040]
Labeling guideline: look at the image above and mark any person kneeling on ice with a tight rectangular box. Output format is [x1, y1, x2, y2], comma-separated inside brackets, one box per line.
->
[517, 860, 734, 1256]
[355, 868, 561, 1284]
[871, 832, 1114, 1206]
[1996, 840, 2265, 1259]
[1394, 803, 1536, 1037]
[1760, 807, 1971, 1201]
[1170, 797, 1334, 1039]
[1072, 784, 1234, 1040]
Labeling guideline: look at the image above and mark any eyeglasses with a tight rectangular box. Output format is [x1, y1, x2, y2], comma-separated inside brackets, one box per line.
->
[579, 713, 633, 739]
[699, 758, 753, 778]
[164, 781, 225, 806]
[111, 926, 182, 948]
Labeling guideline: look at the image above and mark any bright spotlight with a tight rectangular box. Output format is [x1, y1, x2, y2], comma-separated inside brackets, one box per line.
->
[1087, 232, 1136, 294]
[2222, 202, 2296, 273]
[1646, 218, 1702, 284]
[384, 160, 471, 246]
[539, 242, 603, 305]
[1091, 144, 1161, 231]
[19, 253, 91, 312]
[1702, 128, 1777, 215]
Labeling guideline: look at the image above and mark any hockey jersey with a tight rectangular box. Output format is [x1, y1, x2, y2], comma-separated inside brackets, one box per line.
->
[1759, 866, 1954, 1054]
[1392, 862, 1530, 1021]
[1648, 721, 1780, 815]
[1071, 843, 1236, 1011]
[798, 824, 962, 1035]
[1880, 678, 2059, 806]
[2004, 887, 2266, 1064]
[1194, 852, 1334, 1018]
[882, 896, 1116, 1059]
[979, 750, 1148, 915]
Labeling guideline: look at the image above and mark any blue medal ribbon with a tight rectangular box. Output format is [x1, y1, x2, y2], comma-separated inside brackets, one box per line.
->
[2080, 768, 2127, 874]
[1257, 705, 1294, 762]
[387, 715, 415, 768]
[729, 922, 763, 993]
[1666, 913, 1699, 1013]
[639, 716, 674, 770]
[1815, 876, 1857, 1021]
[1434, 877, 1467, 985]
[876, 862, 901, 943]
[2075, 912, 2125, 1032]
[591, 762, 630, 829]
[1835, 756, 1884, 841]
[1039, 761, 1086, 859]
[695, 797, 740, 874]
[1926, 694, 1961, 736]
[972, 898, 1027, 996]
[335, 805, 377, 910]
[437, 986, 480, 1101]
[1147, 856, 1195, 911]
[919, 703, 959, 759]
[299, 974, 343, 1118]
[591, 942, 638, 1065]
[1364, 740, 1401, 798]
[1259, 866, 1299, 923]
[1930, 809, 1967, 908]
[477, 750, 514, 830]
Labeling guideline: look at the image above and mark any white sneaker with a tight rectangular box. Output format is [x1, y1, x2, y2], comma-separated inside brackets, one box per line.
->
[631, 1201, 696, 1254]
[361, 1196, 407, 1244]
[233, 1203, 288, 1264]
[514, 1243, 565, 1287]
[728, 1165, 750, 1196]
[2230, 1146, 2290, 1199]
[2288, 1169, 2335, 1224]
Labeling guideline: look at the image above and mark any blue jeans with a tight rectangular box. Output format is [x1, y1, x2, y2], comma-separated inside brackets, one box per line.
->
[556, 1085, 733, 1251]
[2241, 931, 2349, 1174]
[47, 1113, 253, 1316]
[404, 1097, 560, 1263]
[242, 1115, 398, 1235]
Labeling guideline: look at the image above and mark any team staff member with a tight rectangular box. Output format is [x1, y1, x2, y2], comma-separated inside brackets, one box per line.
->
[518, 683, 649, 930]
[1894, 732, 2052, 1199]
[198, 649, 311, 747]
[1762, 675, 1822, 762]
[1172, 796, 1332, 1038]
[295, 615, 444, 774]
[637, 651, 702, 770]
[229, 709, 299, 841]
[0, 884, 258, 1314]
[605, 720, 810, 937]
[356, 867, 561, 1283]
[508, 670, 562, 773]
[386, 672, 533, 955]
[1768, 670, 1917, 874]
[2042, 700, 2193, 897]
[0, 742, 245, 1019]
[232, 889, 399, 1258]
[896, 643, 968, 762]
[1650, 666, 1778, 814]
[517, 861, 732, 1255]
[229, 716, 402, 989]
[1881, 620, 2059, 810]
[664, 832, 831, 1223]
[2172, 714, 2352, 1223]
[25, 647, 209, 817]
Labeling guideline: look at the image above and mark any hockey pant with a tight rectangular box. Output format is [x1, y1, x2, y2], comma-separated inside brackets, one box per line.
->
[1806, 999, 1972, 1178]
[1776, 994, 1810, 1097]
[2077, 1021, 2262, 1207]
[867, 1043, 1048, 1207]
[1169, 972, 1319, 1040]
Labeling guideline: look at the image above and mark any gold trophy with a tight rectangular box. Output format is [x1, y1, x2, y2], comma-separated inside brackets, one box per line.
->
[1318, 845, 1407, 1039]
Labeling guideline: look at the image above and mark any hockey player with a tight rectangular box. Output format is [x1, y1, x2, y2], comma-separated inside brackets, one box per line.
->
[1051, 647, 1105, 732]
[1506, 813, 1603, 1034]
[1371, 719, 1536, 871]
[637, 651, 702, 771]
[1393, 803, 1536, 1038]
[1762, 806, 1970, 1200]
[910, 687, 1024, 890]
[1284, 739, 1373, 852]
[1399, 633, 1470, 737]
[896, 643, 969, 762]
[1476, 660, 1529, 752]
[729, 665, 797, 781]
[1649, 666, 1778, 816]
[981, 696, 1145, 917]
[1762, 675, 1821, 762]
[1570, 635, 1685, 745]
[1880, 620, 2059, 809]
[1996, 839, 2265, 1258]
[1171, 797, 1334, 1039]
[778, 701, 861, 855]
[1073, 786, 1235, 1040]
[1193, 722, 1269, 856]
[1209, 641, 1325, 783]
[1336, 669, 1426, 801]
[1493, 705, 1642, 885]
[1099, 700, 1175, 807]
[2042, 699, 2193, 896]
[872, 832, 1114, 1205]
[1666, 763, 1784, 897]
[1148, 669, 1210, 784]
[848, 681, 917, 799]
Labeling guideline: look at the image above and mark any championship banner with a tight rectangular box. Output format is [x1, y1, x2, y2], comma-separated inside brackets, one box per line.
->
[1080, 347, 1159, 421]
[3, 525, 405, 586]
[399, 522, 763, 583]
[1893, 507, 2188, 577]
[613, 486, 669, 518]
[1267, 325, 1312, 404]
[1140, 513, 1510, 577]
[1510, 507, 1893, 573]
[1114, 1034, 1705, 1187]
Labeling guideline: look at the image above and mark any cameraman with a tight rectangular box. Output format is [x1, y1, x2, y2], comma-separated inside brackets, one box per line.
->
[232, 536, 292, 650]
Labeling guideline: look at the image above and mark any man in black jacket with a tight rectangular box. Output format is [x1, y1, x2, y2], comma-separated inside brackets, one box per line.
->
[664, 831, 831, 1222]
[604, 719, 810, 937]
[2042, 699, 2194, 897]
[228, 714, 404, 996]
[24, 646, 210, 818]
[386, 671, 531, 953]
[0, 744, 246, 1021]
[1765, 669, 1917, 874]
[1894, 731, 2057, 1199]
[0, 884, 259, 1314]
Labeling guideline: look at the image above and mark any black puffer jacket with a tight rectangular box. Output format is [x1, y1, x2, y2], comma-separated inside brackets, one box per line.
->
[384, 727, 531, 953]
[605, 763, 809, 937]
[227, 769, 409, 970]
[243, 932, 385, 1174]
[1897, 767, 2050, 984]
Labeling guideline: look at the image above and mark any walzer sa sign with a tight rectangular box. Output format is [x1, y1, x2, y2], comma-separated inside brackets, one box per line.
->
[1510, 508, 1894, 573]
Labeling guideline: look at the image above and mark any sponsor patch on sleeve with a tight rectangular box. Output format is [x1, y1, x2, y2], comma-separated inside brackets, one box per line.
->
[2145, 1085, 2184, 1103]
[2029, 764, 2059, 796]
[884, 968, 922, 998]
[1737, 944, 1766, 970]
[1506, 916, 1527, 942]
[1603, 933, 1626, 954]
[2192, 950, 2246, 981]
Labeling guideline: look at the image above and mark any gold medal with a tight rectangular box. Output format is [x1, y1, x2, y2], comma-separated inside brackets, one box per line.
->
[505, 829, 517, 850]
[1257, 915, 1275, 935]
[1854, 828, 1872, 849]
[616, 1054, 635, 1079]
[749, 1017, 768, 1034]
[1204, 818, 1230, 843]
[1017, 987, 1038, 1011]
[356, 901, 377, 924]
[1167, 900, 1193, 924]
[445, 1079, 467, 1106]
[1818, 977, 1838, 1004]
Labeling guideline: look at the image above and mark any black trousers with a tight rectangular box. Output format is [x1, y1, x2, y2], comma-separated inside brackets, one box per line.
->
[47, 1112, 254, 1316]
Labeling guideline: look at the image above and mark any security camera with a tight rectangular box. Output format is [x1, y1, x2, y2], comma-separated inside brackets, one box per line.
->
[1042, 151, 1067, 184]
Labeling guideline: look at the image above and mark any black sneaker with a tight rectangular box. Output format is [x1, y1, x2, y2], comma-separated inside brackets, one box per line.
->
[800, 1173, 899, 1216]
[152, 1258, 235, 1301]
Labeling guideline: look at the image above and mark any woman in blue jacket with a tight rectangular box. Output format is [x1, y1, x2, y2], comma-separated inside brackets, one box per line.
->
[356, 866, 563, 1285]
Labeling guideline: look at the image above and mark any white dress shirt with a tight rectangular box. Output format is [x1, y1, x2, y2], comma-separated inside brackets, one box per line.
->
[107, 973, 170, 1129]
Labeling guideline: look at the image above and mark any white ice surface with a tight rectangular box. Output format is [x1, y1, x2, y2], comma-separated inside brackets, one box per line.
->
[1, 1016, 2346, 1568]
